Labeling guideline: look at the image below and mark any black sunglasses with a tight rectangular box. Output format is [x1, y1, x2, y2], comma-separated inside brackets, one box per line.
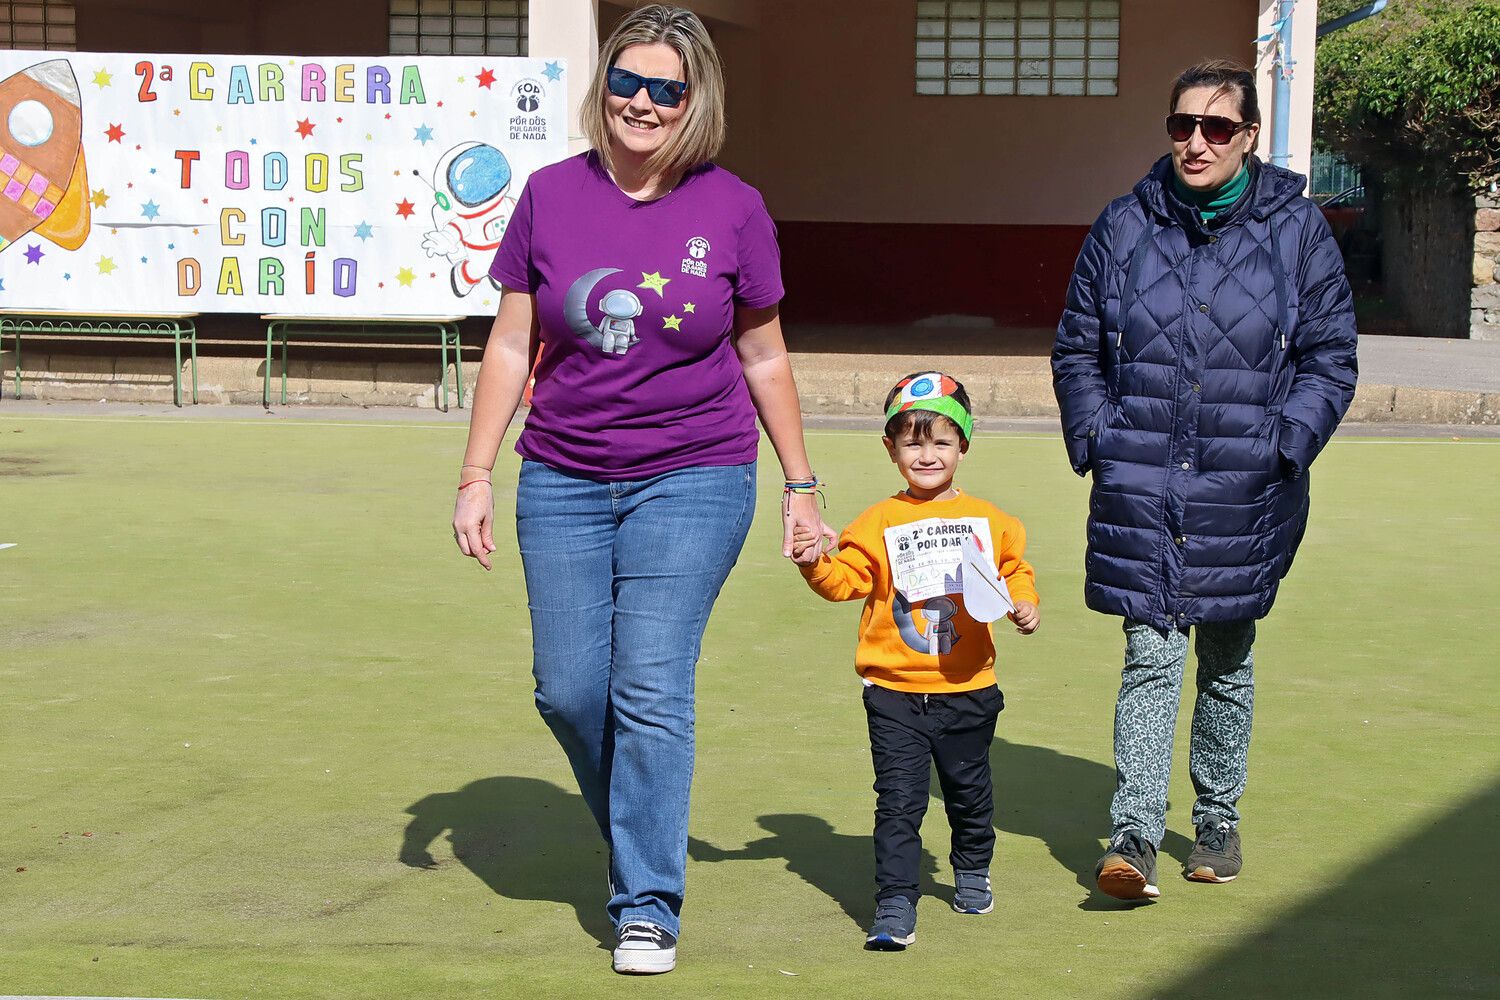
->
[1166, 113, 1254, 145]
[607, 66, 689, 108]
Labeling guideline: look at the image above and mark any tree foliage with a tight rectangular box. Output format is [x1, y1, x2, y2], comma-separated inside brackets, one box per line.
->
[1315, 0, 1500, 190]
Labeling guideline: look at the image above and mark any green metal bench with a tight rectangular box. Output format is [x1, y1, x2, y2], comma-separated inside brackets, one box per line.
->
[0, 310, 199, 407]
[262, 314, 466, 410]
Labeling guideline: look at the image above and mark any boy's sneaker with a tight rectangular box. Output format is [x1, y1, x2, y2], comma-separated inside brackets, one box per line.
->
[951, 869, 994, 914]
[1185, 815, 1242, 883]
[612, 921, 676, 975]
[864, 896, 917, 951]
[1094, 829, 1160, 900]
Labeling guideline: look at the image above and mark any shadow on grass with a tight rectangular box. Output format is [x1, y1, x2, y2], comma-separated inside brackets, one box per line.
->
[399, 776, 613, 949]
[690, 816, 940, 928]
[1146, 773, 1500, 1000]
[688, 738, 1202, 926]
[986, 738, 1194, 909]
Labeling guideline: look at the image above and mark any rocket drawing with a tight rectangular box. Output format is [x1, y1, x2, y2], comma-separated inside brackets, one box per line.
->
[0, 58, 91, 254]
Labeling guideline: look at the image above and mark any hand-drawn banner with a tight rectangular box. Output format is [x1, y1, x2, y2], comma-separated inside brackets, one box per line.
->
[0, 52, 566, 316]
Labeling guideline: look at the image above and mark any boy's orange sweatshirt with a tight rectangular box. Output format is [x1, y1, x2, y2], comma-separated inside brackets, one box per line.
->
[799, 490, 1038, 694]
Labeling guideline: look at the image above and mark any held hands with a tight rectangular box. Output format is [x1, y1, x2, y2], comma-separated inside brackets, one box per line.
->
[1008, 600, 1040, 635]
[783, 489, 836, 563]
[452, 475, 496, 571]
[790, 523, 825, 565]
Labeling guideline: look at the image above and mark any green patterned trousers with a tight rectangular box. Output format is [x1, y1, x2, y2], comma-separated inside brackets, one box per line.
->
[1111, 619, 1256, 846]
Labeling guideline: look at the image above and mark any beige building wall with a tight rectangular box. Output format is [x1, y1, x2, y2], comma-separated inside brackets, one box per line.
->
[748, 0, 1263, 225]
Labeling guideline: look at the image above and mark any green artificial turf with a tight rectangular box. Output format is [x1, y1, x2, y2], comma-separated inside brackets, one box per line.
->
[1, 414, 1496, 999]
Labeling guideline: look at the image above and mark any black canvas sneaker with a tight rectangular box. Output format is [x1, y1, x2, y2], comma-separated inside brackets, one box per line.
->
[612, 921, 676, 975]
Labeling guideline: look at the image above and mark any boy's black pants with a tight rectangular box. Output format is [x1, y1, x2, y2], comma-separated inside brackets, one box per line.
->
[863, 682, 1005, 903]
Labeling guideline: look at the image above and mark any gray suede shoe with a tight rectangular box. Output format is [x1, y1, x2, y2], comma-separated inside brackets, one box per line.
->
[1095, 829, 1160, 900]
[1185, 815, 1242, 883]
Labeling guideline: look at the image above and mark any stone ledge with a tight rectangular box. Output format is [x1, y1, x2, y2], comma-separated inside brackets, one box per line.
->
[4, 353, 1499, 424]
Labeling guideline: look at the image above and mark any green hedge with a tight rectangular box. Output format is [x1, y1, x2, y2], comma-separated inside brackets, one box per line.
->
[1315, 0, 1500, 191]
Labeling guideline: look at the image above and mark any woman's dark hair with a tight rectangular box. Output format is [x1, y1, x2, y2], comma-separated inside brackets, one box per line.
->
[883, 372, 972, 444]
[1169, 59, 1260, 124]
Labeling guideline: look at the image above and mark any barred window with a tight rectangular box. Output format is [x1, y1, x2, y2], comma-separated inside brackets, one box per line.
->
[916, 0, 1119, 96]
[0, 1, 77, 50]
[390, 0, 528, 57]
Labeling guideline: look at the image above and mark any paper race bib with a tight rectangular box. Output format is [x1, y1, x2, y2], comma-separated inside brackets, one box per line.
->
[883, 517, 994, 603]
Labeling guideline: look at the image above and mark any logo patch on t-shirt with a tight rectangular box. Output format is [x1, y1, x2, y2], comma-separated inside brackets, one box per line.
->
[680, 236, 710, 277]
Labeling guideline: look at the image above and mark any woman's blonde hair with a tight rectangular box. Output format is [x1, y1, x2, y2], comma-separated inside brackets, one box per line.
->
[580, 4, 726, 186]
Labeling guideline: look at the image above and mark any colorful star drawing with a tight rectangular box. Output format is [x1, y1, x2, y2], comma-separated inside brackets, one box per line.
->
[96, 256, 117, 275]
[395, 199, 415, 219]
[91, 69, 113, 88]
[23, 244, 43, 265]
[354, 221, 374, 241]
[396, 267, 416, 287]
[543, 61, 564, 82]
[140, 200, 160, 220]
[414, 124, 434, 145]
[638, 271, 671, 296]
[683, 302, 696, 314]
[662, 314, 683, 331]
[104, 123, 125, 143]
[476, 67, 497, 89]
[295, 118, 316, 139]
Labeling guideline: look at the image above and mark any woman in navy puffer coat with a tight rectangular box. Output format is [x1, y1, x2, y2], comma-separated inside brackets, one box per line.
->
[1052, 61, 1357, 901]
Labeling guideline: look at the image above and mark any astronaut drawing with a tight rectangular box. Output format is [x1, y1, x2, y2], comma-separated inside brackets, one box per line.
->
[894, 593, 962, 655]
[598, 288, 642, 355]
[420, 141, 517, 296]
[563, 267, 642, 358]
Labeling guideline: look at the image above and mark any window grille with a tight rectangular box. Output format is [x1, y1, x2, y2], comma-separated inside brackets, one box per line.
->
[390, 0, 528, 57]
[916, 0, 1119, 96]
[0, 1, 76, 51]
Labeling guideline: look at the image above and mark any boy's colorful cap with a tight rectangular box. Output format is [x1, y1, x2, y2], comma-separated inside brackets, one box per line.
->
[885, 372, 973, 440]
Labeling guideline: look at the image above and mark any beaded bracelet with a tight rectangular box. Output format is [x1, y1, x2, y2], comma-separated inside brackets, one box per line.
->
[782, 473, 826, 512]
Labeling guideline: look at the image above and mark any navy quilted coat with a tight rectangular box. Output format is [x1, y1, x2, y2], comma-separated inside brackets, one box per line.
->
[1052, 156, 1357, 629]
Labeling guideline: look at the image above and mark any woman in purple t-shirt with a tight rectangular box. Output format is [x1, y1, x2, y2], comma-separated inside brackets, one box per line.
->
[451, 4, 831, 975]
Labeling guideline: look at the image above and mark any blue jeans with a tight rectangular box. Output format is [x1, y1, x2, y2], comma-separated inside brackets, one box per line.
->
[515, 459, 756, 935]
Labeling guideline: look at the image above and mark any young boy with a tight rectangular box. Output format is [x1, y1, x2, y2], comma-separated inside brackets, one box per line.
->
[792, 372, 1039, 951]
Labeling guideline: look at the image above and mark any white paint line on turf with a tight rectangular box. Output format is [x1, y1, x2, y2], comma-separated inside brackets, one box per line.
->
[0, 543, 16, 550]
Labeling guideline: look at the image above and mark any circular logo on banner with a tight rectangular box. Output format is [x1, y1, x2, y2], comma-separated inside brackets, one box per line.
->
[512, 78, 544, 112]
[910, 377, 936, 398]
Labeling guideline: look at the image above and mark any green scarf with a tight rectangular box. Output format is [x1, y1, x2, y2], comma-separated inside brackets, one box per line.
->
[1174, 162, 1251, 223]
